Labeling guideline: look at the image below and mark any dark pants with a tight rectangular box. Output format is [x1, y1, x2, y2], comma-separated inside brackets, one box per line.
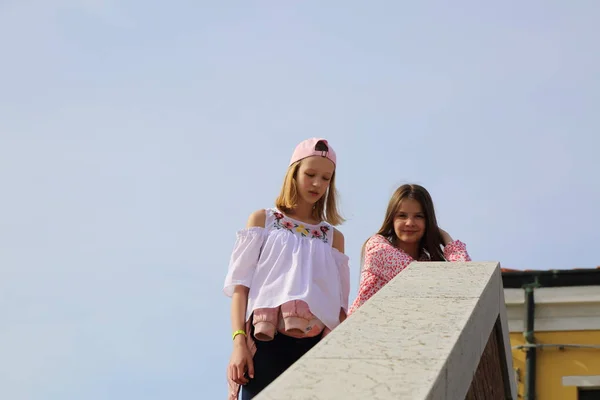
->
[240, 326, 322, 400]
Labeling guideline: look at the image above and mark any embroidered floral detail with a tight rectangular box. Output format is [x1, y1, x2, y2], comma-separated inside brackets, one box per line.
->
[316, 228, 329, 243]
[274, 216, 295, 232]
[272, 211, 329, 243]
[296, 224, 309, 236]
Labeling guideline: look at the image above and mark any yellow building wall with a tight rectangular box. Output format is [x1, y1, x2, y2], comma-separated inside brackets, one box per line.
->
[510, 331, 600, 400]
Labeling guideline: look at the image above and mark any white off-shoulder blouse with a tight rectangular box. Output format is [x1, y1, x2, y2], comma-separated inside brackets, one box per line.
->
[223, 208, 350, 330]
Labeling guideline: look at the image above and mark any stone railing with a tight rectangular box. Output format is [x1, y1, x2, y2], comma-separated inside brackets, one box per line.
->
[256, 262, 517, 400]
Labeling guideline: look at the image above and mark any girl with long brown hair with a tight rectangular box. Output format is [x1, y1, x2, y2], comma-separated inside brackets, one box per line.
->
[348, 184, 470, 314]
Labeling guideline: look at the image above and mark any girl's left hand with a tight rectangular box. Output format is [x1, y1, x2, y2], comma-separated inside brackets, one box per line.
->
[439, 228, 453, 246]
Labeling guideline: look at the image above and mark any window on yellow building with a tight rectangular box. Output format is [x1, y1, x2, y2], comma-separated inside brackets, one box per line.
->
[578, 388, 600, 400]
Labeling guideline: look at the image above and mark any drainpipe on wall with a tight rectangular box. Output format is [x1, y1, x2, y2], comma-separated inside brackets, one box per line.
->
[524, 285, 536, 400]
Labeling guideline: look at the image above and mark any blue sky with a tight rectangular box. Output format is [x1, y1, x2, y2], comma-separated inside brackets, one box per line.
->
[1, 1, 599, 399]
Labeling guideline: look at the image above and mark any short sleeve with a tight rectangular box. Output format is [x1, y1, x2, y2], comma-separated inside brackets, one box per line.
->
[443, 240, 471, 262]
[223, 227, 267, 297]
[332, 249, 350, 312]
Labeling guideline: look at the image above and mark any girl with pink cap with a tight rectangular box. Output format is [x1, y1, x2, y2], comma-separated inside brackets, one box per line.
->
[223, 138, 350, 399]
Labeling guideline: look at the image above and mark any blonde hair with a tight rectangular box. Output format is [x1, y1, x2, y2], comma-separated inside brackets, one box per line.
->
[275, 160, 344, 226]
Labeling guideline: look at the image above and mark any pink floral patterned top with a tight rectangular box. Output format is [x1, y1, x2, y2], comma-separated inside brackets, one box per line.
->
[348, 234, 471, 314]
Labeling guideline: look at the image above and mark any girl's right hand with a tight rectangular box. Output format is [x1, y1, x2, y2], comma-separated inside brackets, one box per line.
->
[228, 339, 254, 385]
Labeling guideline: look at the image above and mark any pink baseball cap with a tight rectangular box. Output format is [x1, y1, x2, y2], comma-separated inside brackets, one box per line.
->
[289, 138, 337, 166]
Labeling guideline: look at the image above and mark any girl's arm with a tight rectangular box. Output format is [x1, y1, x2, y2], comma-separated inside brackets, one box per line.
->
[349, 235, 417, 313]
[440, 228, 472, 261]
[229, 285, 253, 385]
[349, 268, 387, 314]
[348, 236, 391, 314]
[227, 210, 266, 385]
[230, 209, 266, 333]
[332, 228, 348, 322]
[230, 286, 250, 342]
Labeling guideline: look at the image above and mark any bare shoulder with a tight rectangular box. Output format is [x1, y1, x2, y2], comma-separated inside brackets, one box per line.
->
[332, 227, 345, 253]
[246, 209, 266, 228]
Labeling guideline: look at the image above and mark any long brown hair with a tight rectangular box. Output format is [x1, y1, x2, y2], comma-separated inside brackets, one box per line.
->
[361, 184, 445, 265]
[275, 141, 344, 226]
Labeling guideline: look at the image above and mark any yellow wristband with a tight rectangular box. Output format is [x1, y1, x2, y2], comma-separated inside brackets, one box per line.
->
[232, 329, 246, 340]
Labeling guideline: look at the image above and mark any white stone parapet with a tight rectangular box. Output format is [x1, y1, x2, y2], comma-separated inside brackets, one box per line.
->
[255, 262, 517, 400]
